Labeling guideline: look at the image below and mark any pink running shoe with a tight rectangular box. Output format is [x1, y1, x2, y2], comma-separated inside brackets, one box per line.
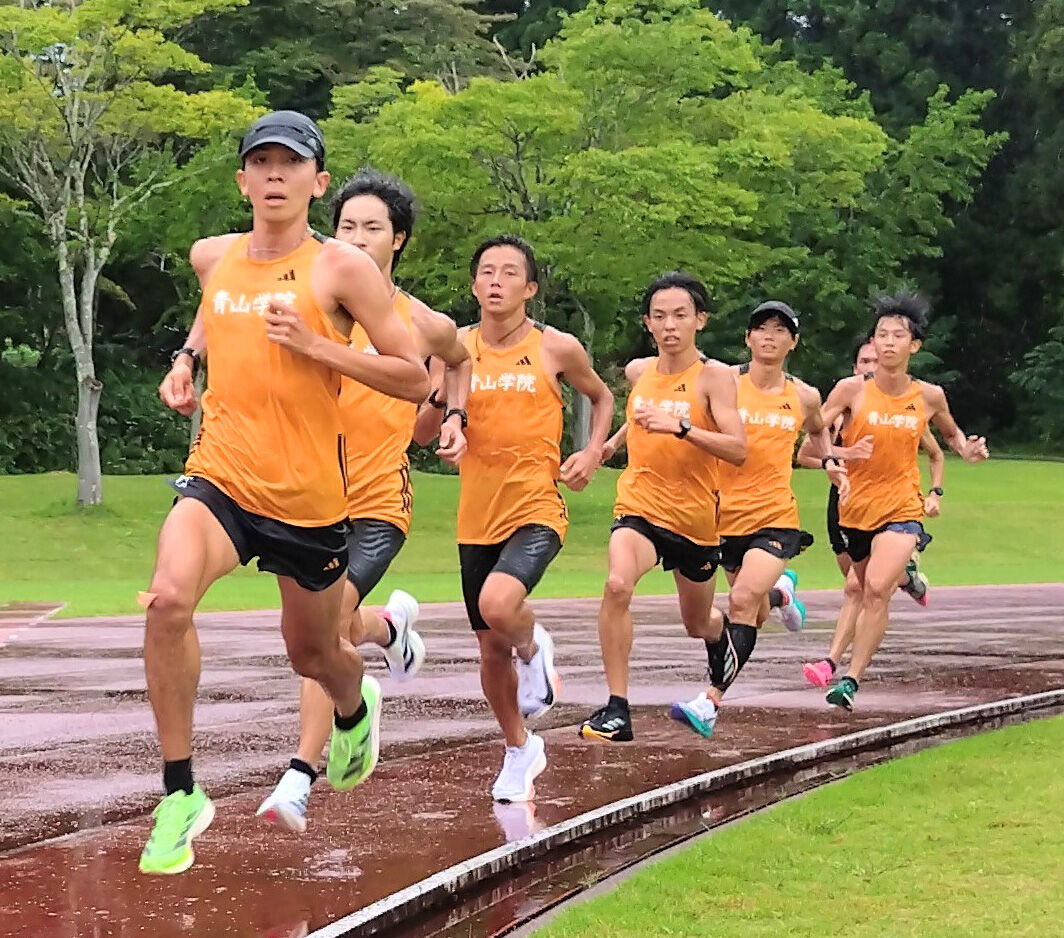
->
[802, 660, 834, 687]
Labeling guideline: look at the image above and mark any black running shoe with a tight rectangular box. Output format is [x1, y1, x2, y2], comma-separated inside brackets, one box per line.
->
[579, 704, 633, 742]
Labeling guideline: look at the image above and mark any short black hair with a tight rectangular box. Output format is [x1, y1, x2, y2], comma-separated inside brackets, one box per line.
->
[872, 291, 929, 340]
[331, 167, 416, 269]
[469, 235, 538, 282]
[641, 271, 709, 319]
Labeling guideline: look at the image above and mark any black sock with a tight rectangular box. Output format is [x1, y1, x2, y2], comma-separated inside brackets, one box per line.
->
[289, 757, 318, 784]
[768, 587, 784, 609]
[163, 757, 194, 796]
[334, 699, 368, 731]
[826, 657, 838, 674]
[607, 694, 629, 713]
[843, 676, 860, 689]
[708, 618, 758, 693]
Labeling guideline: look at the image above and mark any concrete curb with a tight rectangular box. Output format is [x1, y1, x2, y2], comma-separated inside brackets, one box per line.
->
[308, 689, 1064, 938]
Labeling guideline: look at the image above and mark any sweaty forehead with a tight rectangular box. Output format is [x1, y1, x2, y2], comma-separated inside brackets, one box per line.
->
[477, 245, 526, 269]
[649, 287, 695, 314]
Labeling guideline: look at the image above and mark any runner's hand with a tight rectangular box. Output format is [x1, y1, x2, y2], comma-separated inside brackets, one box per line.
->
[159, 363, 198, 416]
[560, 446, 602, 491]
[844, 435, 874, 461]
[924, 493, 941, 517]
[827, 463, 849, 503]
[265, 299, 317, 356]
[600, 440, 616, 464]
[436, 422, 467, 466]
[958, 435, 989, 464]
[633, 403, 680, 436]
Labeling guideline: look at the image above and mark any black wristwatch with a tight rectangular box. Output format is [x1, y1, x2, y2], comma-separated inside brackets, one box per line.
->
[675, 418, 692, 439]
[171, 347, 201, 380]
[929, 486, 944, 496]
[443, 407, 468, 429]
[426, 388, 447, 410]
[822, 455, 841, 469]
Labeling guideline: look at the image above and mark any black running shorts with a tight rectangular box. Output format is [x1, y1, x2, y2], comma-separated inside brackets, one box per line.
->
[346, 518, 406, 604]
[839, 520, 932, 564]
[826, 484, 847, 555]
[459, 524, 563, 632]
[611, 514, 720, 583]
[170, 475, 348, 592]
[719, 527, 812, 574]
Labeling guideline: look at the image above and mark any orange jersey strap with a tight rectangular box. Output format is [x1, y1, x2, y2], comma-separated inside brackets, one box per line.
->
[839, 375, 927, 530]
[457, 323, 568, 544]
[718, 369, 802, 535]
[340, 290, 419, 531]
[185, 233, 348, 526]
[614, 358, 721, 546]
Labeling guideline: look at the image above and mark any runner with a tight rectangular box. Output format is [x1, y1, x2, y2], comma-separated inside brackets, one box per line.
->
[453, 234, 613, 801]
[144, 112, 428, 874]
[814, 292, 987, 710]
[798, 335, 944, 688]
[579, 272, 747, 743]
[256, 167, 471, 833]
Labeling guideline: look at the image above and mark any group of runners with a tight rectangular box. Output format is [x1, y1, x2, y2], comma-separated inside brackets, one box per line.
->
[138, 111, 989, 875]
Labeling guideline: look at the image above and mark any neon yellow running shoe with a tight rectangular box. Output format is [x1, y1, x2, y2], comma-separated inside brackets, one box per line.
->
[138, 785, 214, 875]
[326, 675, 382, 791]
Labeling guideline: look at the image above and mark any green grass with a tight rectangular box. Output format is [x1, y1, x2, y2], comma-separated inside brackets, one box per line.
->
[1, 459, 1061, 617]
[534, 715, 1064, 938]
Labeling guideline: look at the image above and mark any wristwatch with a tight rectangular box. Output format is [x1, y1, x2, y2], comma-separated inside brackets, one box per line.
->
[675, 418, 692, 439]
[170, 347, 201, 380]
[929, 486, 944, 496]
[443, 407, 468, 429]
[822, 455, 841, 469]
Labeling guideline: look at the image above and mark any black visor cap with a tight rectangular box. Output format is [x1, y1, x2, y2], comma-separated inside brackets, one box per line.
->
[239, 111, 326, 166]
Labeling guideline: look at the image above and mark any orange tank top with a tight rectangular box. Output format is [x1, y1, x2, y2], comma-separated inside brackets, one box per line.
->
[340, 290, 418, 532]
[614, 358, 721, 546]
[839, 375, 927, 530]
[718, 368, 802, 535]
[457, 323, 568, 544]
[185, 232, 347, 526]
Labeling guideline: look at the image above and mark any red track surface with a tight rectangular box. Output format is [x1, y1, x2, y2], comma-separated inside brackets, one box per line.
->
[1, 584, 1062, 937]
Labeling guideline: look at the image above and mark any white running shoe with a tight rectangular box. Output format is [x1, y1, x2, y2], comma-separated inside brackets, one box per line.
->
[516, 623, 560, 719]
[491, 732, 547, 803]
[256, 768, 311, 833]
[773, 574, 807, 633]
[381, 590, 425, 682]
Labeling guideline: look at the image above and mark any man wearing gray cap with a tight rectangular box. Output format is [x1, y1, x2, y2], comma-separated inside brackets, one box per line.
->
[142, 111, 428, 874]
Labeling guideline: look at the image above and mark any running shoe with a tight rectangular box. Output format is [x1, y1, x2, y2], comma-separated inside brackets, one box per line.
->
[326, 675, 382, 791]
[669, 692, 718, 739]
[516, 623, 560, 719]
[381, 590, 426, 681]
[802, 659, 835, 688]
[139, 785, 215, 875]
[826, 676, 859, 711]
[491, 732, 546, 803]
[901, 558, 930, 607]
[256, 768, 311, 833]
[774, 573, 808, 633]
[579, 703, 633, 742]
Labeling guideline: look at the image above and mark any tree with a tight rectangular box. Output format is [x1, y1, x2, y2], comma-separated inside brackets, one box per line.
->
[324, 0, 999, 392]
[0, 0, 257, 504]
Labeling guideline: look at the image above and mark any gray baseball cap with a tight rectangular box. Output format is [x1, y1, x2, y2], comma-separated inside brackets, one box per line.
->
[239, 110, 326, 165]
[748, 300, 799, 335]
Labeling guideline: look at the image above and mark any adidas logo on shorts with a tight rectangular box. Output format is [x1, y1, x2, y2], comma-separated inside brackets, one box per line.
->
[323, 557, 341, 572]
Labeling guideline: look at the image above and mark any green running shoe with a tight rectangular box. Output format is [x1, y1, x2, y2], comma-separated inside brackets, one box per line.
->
[139, 785, 214, 875]
[326, 675, 382, 791]
[782, 568, 799, 590]
[826, 676, 859, 711]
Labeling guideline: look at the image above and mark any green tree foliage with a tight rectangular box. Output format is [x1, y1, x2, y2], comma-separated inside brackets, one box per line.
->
[325, 0, 999, 390]
[182, 0, 510, 117]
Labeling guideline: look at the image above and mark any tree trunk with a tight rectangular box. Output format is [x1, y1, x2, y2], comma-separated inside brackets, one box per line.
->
[189, 369, 205, 448]
[75, 369, 103, 505]
[571, 298, 595, 451]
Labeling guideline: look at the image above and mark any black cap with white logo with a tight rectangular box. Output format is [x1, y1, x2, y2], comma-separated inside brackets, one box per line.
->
[748, 300, 799, 335]
[239, 110, 326, 166]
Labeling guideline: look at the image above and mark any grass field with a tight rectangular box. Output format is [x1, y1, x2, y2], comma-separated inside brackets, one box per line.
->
[534, 714, 1064, 938]
[1, 459, 1061, 617]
